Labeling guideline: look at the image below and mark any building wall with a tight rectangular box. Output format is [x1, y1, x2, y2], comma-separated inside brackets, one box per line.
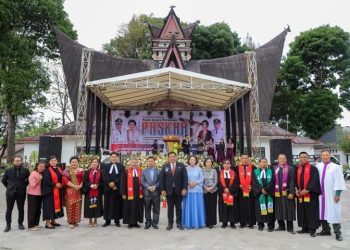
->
[23, 143, 39, 161]
[314, 147, 349, 165]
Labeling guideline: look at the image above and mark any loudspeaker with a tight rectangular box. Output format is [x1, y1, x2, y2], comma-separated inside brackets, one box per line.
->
[270, 139, 293, 165]
[39, 136, 63, 163]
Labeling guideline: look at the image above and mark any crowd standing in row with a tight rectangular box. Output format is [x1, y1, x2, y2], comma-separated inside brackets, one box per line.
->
[1, 150, 346, 241]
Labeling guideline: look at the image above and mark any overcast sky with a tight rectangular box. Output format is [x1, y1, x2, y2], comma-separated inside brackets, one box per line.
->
[63, 0, 350, 126]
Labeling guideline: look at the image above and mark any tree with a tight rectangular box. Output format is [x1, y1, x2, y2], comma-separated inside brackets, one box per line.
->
[47, 62, 73, 126]
[0, 0, 76, 163]
[191, 22, 246, 59]
[103, 14, 163, 59]
[337, 127, 350, 165]
[270, 25, 350, 136]
[17, 116, 58, 139]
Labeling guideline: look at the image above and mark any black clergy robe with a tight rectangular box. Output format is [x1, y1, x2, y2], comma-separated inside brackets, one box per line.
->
[238, 165, 256, 227]
[218, 170, 239, 224]
[82, 170, 104, 219]
[252, 168, 275, 225]
[274, 165, 296, 222]
[101, 163, 125, 223]
[41, 167, 64, 220]
[296, 164, 321, 231]
[121, 172, 144, 225]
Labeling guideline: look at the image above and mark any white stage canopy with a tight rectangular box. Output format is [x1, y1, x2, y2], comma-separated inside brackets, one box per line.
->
[86, 67, 251, 110]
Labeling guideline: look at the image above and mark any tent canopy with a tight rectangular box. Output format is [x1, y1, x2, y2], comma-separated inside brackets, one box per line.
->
[86, 67, 250, 110]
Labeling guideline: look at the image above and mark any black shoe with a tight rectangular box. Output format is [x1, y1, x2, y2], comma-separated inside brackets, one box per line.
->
[144, 224, 151, 230]
[310, 232, 316, 237]
[102, 222, 110, 227]
[297, 229, 309, 234]
[166, 224, 173, 230]
[239, 224, 245, 228]
[316, 230, 331, 236]
[115, 222, 121, 227]
[258, 227, 264, 231]
[18, 224, 25, 230]
[274, 227, 286, 231]
[230, 224, 236, 229]
[152, 224, 159, 229]
[127, 225, 133, 229]
[209, 225, 213, 229]
[221, 223, 227, 228]
[52, 222, 61, 227]
[134, 224, 141, 228]
[45, 225, 55, 229]
[4, 226, 11, 232]
[177, 224, 184, 230]
[249, 225, 254, 229]
[336, 235, 343, 241]
[268, 228, 274, 232]
[288, 230, 296, 234]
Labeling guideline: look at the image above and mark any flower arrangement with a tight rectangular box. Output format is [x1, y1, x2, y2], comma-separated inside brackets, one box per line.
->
[78, 154, 100, 169]
[234, 156, 259, 166]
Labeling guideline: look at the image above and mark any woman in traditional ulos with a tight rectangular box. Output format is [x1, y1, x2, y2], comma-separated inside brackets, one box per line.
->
[62, 156, 84, 229]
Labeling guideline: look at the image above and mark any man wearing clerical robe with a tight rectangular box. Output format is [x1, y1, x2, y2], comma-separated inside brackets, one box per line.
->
[296, 151, 321, 237]
[101, 152, 125, 227]
[274, 154, 296, 234]
[316, 150, 347, 241]
[237, 153, 256, 228]
[121, 157, 144, 229]
[252, 158, 275, 232]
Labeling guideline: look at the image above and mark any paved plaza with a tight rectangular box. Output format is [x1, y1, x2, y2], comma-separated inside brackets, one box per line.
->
[0, 181, 349, 250]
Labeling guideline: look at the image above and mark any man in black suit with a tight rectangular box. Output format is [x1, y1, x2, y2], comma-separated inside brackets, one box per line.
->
[159, 152, 188, 230]
[2, 156, 30, 232]
[101, 151, 125, 227]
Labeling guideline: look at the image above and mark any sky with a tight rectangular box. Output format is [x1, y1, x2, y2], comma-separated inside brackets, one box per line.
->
[62, 0, 350, 126]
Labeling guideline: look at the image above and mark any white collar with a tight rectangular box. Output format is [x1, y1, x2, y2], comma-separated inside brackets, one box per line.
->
[260, 169, 266, 178]
[109, 164, 118, 174]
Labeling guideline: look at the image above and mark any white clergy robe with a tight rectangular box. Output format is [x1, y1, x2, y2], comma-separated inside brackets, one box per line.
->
[316, 162, 347, 223]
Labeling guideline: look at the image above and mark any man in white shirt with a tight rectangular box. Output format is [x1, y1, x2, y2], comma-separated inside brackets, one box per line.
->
[211, 118, 225, 146]
[112, 118, 127, 143]
[316, 150, 347, 241]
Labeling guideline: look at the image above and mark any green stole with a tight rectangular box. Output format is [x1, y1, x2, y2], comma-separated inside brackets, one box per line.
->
[254, 168, 273, 215]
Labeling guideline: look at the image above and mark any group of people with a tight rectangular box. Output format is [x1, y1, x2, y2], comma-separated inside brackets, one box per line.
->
[1, 150, 347, 241]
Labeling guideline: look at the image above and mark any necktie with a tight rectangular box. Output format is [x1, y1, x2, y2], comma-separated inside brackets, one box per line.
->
[93, 170, 97, 182]
[16, 168, 19, 179]
[225, 171, 229, 178]
[133, 169, 137, 177]
[171, 163, 175, 175]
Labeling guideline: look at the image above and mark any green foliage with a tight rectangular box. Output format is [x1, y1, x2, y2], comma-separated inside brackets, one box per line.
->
[191, 22, 246, 59]
[103, 14, 163, 59]
[270, 25, 350, 137]
[298, 89, 342, 139]
[337, 127, 350, 154]
[103, 14, 249, 60]
[17, 117, 58, 139]
[0, 0, 76, 162]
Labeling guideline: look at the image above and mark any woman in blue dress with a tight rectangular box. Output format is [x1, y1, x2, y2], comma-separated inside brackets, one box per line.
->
[182, 155, 206, 229]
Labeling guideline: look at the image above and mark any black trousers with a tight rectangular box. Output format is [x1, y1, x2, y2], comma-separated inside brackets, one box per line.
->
[27, 194, 43, 228]
[166, 191, 183, 225]
[278, 220, 294, 231]
[144, 195, 160, 226]
[258, 222, 275, 230]
[321, 220, 342, 236]
[6, 192, 26, 226]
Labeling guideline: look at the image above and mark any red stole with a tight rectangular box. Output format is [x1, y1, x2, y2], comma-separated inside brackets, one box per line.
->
[239, 164, 252, 197]
[220, 169, 235, 205]
[127, 167, 143, 200]
[88, 169, 101, 198]
[297, 163, 311, 203]
[48, 166, 63, 213]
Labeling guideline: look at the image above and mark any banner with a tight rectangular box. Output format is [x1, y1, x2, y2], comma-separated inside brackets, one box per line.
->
[110, 110, 226, 153]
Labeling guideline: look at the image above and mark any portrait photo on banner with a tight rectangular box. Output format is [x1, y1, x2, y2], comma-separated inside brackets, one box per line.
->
[110, 110, 226, 154]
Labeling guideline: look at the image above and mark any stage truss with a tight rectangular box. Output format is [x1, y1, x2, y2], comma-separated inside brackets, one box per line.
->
[246, 51, 261, 158]
[75, 48, 93, 155]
